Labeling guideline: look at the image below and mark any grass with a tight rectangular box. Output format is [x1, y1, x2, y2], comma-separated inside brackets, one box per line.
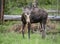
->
[0, 21, 21, 32]
[0, 32, 60, 44]
[0, 21, 60, 44]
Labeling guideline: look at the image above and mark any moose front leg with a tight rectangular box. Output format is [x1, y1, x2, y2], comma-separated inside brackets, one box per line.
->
[22, 23, 26, 38]
[28, 23, 31, 39]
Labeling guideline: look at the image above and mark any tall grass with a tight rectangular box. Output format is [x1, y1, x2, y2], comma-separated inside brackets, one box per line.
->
[0, 21, 60, 44]
[0, 32, 60, 44]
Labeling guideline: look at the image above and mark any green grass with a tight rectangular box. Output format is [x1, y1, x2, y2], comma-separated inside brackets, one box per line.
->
[0, 21, 60, 44]
[0, 32, 60, 44]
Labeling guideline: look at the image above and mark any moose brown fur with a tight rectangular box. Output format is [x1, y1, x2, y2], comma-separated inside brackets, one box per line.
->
[21, 6, 48, 39]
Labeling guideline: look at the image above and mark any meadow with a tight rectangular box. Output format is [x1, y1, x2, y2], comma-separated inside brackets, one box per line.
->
[0, 1, 60, 44]
[0, 32, 60, 44]
[0, 21, 60, 44]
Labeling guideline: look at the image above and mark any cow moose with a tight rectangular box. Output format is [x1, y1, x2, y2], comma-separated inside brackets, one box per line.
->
[21, 6, 48, 39]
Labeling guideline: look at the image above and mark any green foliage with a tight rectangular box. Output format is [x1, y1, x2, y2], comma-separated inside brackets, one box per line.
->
[38, 0, 51, 5]
[4, 0, 60, 15]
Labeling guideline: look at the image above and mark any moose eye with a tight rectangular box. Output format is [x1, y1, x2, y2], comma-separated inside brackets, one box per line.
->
[24, 14, 27, 17]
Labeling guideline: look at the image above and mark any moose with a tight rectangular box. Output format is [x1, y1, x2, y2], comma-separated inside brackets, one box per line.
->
[21, 6, 48, 39]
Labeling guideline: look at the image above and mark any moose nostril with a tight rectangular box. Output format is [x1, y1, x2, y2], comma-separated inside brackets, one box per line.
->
[27, 13, 29, 15]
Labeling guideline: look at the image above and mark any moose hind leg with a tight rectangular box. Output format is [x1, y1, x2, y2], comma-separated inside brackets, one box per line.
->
[41, 24, 46, 39]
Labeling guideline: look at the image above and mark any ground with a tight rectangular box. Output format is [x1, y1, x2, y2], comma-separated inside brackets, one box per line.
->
[0, 32, 60, 44]
[0, 21, 60, 44]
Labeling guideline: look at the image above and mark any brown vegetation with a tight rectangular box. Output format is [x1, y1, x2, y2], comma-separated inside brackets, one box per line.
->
[8, 23, 39, 33]
[9, 23, 22, 33]
[46, 18, 58, 34]
[8, 19, 59, 34]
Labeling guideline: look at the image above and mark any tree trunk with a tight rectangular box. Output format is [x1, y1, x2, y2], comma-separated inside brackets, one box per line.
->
[0, 0, 5, 24]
